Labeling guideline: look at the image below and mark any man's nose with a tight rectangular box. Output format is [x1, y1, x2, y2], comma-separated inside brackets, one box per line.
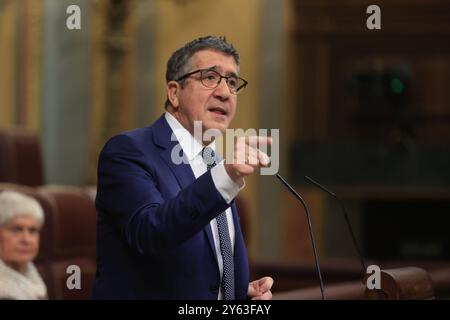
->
[213, 78, 231, 100]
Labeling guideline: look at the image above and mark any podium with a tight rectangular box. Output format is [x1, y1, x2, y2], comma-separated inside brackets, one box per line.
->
[363, 267, 434, 300]
[272, 265, 438, 300]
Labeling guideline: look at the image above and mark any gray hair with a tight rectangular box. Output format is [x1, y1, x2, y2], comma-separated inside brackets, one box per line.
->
[164, 35, 240, 109]
[0, 191, 44, 227]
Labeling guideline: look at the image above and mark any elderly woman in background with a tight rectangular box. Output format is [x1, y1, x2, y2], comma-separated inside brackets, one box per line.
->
[0, 190, 47, 299]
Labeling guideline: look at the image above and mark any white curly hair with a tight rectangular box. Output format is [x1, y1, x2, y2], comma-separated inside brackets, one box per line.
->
[0, 191, 44, 227]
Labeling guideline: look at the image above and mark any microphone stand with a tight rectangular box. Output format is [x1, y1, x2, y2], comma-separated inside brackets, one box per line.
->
[275, 174, 326, 300]
[305, 175, 366, 277]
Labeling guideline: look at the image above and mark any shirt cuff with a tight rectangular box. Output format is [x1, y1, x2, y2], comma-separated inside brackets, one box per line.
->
[210, 161, 245, 204]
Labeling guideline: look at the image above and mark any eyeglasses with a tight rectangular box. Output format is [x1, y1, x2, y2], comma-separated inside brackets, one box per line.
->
[175, 68, 248, 94]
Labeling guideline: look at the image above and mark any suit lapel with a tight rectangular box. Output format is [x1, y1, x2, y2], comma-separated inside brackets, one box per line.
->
[160, 147, 195, 190]
[153, 114, 195, 189]
[152, 114, 216, 255]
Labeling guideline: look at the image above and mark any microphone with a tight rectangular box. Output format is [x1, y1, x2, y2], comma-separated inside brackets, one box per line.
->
[304, 176, 367, 276]
[275, 173, 326, 300]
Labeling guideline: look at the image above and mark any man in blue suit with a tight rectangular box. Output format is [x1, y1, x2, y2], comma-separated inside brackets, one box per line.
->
[93, 36, 273, 299]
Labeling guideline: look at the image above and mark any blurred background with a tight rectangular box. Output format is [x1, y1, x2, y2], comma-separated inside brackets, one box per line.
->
[1, 0, 450, 299]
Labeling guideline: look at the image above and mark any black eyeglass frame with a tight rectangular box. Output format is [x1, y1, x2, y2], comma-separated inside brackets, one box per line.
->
[175, 68, 248, 94]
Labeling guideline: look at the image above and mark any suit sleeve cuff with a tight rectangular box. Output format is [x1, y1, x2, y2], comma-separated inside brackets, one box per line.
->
[210, 161, 245, 204]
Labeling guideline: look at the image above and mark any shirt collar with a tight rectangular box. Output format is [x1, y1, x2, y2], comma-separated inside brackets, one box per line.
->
[165, 112, 215, 162]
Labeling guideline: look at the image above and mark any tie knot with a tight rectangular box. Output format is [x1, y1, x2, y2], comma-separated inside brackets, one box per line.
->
[201, 147, 216, 168]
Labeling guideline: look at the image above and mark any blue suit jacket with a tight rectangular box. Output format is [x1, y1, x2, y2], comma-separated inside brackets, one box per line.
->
[92, 115, 249, 299]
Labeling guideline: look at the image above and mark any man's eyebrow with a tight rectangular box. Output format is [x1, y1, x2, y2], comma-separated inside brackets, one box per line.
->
[205, 65, 239, 77]
[227, 71, 239, 78]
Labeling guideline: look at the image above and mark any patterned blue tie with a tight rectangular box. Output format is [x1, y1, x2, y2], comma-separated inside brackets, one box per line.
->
[202, 147, 235, 300]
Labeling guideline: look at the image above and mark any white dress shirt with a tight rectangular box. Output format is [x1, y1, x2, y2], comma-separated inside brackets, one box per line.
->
[165, 112, 244, 299]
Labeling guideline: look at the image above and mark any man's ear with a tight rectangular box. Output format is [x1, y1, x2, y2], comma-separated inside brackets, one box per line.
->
[167, 81, 180, 109]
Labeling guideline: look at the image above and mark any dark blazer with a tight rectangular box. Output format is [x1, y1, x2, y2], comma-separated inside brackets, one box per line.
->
[92, 114, 249, 299]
